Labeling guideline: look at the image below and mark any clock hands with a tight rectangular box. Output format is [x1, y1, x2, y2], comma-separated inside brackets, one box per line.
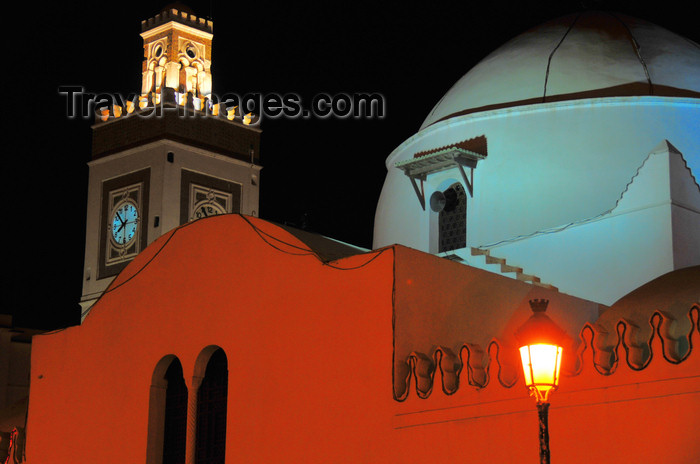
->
[112, 203, 138, 245]
[192, 203, 226, 221]
[115, 210, 126, 233]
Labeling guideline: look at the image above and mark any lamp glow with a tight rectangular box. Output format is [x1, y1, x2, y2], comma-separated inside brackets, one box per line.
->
[515, 299, 567, 464]
[519, 343, 563, 403]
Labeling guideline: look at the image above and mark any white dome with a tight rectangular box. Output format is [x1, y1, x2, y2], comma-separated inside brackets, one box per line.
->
[421, 12, 700, 129]
[374, 11, 700, 306]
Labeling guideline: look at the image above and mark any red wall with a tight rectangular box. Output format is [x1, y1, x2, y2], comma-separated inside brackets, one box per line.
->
[26, 216, 700, 463]
[392, 325, 700, 463]
[26, 216, 396, 463]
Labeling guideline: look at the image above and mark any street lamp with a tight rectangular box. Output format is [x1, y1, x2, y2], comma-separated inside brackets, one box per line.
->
[515, 299, 567, 464]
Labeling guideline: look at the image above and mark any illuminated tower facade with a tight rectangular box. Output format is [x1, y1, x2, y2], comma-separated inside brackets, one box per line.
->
[140, 6, 213, 104]
[80, 5, 262, 318]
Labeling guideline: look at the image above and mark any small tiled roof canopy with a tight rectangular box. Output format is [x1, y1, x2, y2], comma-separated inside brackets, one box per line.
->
[412, 135, 487, 159]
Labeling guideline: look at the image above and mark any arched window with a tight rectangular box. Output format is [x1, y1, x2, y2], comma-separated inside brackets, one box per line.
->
[162, 360, 187, 464]
[147, 356, 187, 464]
[195, 348, 228, 464]
[438, 182, 467, 252]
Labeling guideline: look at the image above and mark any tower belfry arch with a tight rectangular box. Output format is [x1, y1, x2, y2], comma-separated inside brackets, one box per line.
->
[140, 7, 213, 102]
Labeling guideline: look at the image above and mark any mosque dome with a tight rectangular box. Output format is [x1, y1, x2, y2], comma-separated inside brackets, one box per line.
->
[421, 11, 700, 129]
[374, 11, 699, 306]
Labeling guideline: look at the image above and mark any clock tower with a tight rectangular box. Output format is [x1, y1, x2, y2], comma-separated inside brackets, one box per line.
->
[80, 5, 262, 319]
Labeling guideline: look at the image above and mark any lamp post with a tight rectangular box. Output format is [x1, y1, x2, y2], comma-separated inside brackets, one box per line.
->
[515, 299, 567, 464]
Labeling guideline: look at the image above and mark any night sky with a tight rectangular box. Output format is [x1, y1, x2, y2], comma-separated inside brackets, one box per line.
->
[6, 1, 698, 329]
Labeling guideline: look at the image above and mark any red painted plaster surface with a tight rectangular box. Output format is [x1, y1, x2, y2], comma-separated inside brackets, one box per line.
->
[25, 215, 700, 463]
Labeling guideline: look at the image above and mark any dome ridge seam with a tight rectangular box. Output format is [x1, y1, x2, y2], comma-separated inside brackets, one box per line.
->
[609, 12, 654, 95]
[542, 12, 580, 102]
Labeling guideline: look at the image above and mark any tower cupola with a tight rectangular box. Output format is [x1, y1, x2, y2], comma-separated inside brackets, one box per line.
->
[140, 5, 214, 104]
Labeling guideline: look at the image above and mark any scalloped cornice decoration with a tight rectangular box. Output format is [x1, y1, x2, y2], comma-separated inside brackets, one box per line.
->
[395, 304, 699, 400]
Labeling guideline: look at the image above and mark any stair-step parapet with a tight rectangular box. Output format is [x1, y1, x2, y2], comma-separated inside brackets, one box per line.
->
[470, 247, 554, 289]
[500, 263, 523, 274]
[485, 255, 505, 265]
[516, 272, 540, 283]
[470, 247, 489, 256]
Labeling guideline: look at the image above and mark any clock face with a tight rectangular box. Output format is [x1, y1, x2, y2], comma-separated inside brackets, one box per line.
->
[193, 201, 226, 220]
[111, 201, 139, 245]
[180, 171, 241, 225]
[99, 171, 149, 279]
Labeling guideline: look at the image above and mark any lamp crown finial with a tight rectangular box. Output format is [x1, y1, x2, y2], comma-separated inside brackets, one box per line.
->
[529, 299, 549, 313]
